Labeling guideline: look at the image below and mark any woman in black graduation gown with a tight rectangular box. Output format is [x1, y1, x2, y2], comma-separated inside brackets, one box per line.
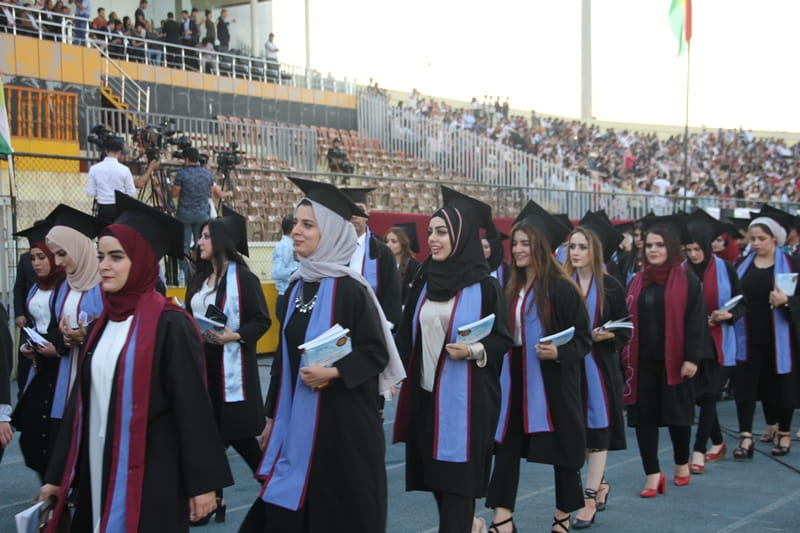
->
[483, 233, 510, 288]
[393, 186, 511, 533]
[10, 219, 65, 481]
[40, 192, 232, 532]
[732, 207, 800, 459]
[622, 218, 706, 498]
[485, 201, 591, 533]
[563, 216, 630, 529]
[249, 177, 403, 533]
[384, 223, 421, 306]
[683, 209, 745, 473]
[185, 206, 271, 524]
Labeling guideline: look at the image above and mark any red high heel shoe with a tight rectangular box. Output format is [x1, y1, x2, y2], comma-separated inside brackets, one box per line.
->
[705, 443, 727, 463]
[639, 472, 666, 498]
[674, 473, 691, 486]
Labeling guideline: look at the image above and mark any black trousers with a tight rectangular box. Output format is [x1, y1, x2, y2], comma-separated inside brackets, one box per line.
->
[636, 425, 691, 475]
[433, 490, 474, 533]
[486, 356, 583, 513]
[96, 203, 117, 225]
[694, 396, 723, 452]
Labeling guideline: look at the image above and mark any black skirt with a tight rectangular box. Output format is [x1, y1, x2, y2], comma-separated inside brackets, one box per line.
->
[627, 360, 695, 427]
[694, 358, 732, 402]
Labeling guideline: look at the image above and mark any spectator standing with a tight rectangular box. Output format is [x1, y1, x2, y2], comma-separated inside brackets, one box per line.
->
[143, 21, 162, 65]
[203, 8, 214, 44]
[90, 6, 105, 30]
[270, 213, 298, 324]
[71, 0, 90, 45]
[85, 138, 135, 223]
[216, 8, 233, 50]
[161, 11, 181, 67]
[264, 32, 278, 60]
[134, 0, 146, 28]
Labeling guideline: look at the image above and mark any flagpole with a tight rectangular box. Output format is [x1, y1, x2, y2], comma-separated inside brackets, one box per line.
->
[681, 40, 691, 213]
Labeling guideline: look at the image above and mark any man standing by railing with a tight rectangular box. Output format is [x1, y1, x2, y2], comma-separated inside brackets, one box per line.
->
[70, 0, 90, 45]
[217, 8, 234, 51]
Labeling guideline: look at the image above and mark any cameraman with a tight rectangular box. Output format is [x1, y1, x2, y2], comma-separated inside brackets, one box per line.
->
[85, 138, 136, 224]
[171, 148, 231, 262]
[326, 137, 354, 183]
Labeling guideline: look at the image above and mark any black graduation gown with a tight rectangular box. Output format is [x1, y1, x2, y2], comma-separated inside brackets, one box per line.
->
[366, 235, 402, 328]
[627, 270, 708, 427]
[45, 310, 234, 533]
[522, 277, 592, 469]
[186, 265, 271, 441]
[396, 276, 512, 498]
[13, 253, 38, 393]
[693, 260, 746, 401]
[735, 254, 800, 408]
[261, 277, 389, 533]
[11, 279, 66, 478]
[399, 257, 420, 307]
[586, 274, 630, 451]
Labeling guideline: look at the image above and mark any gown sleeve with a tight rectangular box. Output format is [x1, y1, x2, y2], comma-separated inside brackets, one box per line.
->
[551, 277, 592, 366]
[160, 311, 233, 496]
[477, 277, 512, 367]
[376, 240, 403, 329]
[723, 260, 747, 324]
[603, 274, 633, 351]
[683, 270, 708, 364]
[234, 268, 272, 346]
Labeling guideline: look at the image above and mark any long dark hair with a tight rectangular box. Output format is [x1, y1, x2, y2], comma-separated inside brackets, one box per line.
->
[186, 218, 248, 296]
[506, 221, 577, 333]
[385, 227, 413, 277]
[563, 227, 606, 316]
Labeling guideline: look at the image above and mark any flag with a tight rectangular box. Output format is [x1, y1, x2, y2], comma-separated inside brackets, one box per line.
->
[0, 80, 12, 154]
[669, 0, 693, 56]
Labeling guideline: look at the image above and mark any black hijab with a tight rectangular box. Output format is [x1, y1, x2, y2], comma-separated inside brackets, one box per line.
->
[425, 205, 490, 301]
[486, 234, 506, 272]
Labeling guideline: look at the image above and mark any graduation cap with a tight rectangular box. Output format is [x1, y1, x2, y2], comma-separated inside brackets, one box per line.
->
[553, 213, 574, 231]
[686, 208, 727, 247]
[612, 219, 635, 235]
[289, 177, 368, 220]
[45, 204, 103, 239]
[440, 185, 496, 236]
[578, 211, 623, 263]
[640, 214, 691, 245]
[753, 204, 792, 233]
[393, 221, 420, 254]
[726, 217, 751, 235]
[219, 204, 249, 257]
[340, 187, 376, 207]
[14, 220, 55, 248]
[111, 191, 184, 259]
[513, 200, 570, 251]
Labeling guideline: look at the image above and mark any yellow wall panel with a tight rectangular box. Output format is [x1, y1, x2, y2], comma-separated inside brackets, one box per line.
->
[299, 88, 314, 104]
[311, 89, 324, 105]
[187, 71, 204, 90]
[262, 83, 276, 99]
[60, 44, 84, 85]
[275, 85, 289, 101]
[246, 80, 261, 97]
[287, 87, 301, 102]
[137, 64, 156, 83]
[38, 41, 61, 82]
[233, 78, 248, 95]
[81, 47, 101, 86]
[0, 34, 14, 75]
[14, 37, 39, 78]
[202, 72, 218, 92]
[154, 65, 172, 85]
[218, 76, 234, 93]
[171, 69, 188, 87]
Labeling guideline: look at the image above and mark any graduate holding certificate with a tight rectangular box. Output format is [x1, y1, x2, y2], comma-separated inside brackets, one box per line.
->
[393, 187, 512, 533]
[248, 178, 403, 533]
[185, 205, 271, 524]
[485, 201, 591, 533]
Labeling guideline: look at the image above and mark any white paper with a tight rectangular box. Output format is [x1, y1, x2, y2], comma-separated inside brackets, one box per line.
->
[539, 326, 575, 346]
[192, 313, 225, 334]
[601, 318, 634, 331]
[718, 294, 743, 313]
[776, 273, 798, 296]
[15, 500, 44, 533]
[22, 327, 48, 348]
[299, 324, 352, 368]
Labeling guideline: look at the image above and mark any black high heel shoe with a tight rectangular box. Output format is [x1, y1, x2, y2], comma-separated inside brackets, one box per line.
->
[733, 435, 754, 460]
[596, 478, 610, 512]
[189, 498, 226, 527]
[488, 516, 517, 533]
[552, 514, 571, 533]
[772, 432, 792, 457]
[572, 489, 597, 529]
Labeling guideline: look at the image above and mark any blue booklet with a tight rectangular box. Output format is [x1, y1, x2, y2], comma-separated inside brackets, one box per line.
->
[456, 314, 496, 345]
[193, 313, 226, 335]
[539, 326, 575, 347]
[15, 500, 44, 533]
[299, 324, 352, 368]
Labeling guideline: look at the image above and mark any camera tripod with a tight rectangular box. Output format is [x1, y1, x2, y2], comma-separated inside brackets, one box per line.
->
[137, 165, 177, 216]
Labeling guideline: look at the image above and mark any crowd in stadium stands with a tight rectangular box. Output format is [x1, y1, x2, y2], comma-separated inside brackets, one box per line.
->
[0, 0, 277, 74]
[398, 90, 800, 209]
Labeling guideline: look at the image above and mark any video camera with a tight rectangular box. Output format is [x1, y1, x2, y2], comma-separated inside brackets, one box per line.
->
[167, 135, 193, 160]
[87, 124, 124, 154]
[133, 119, 186, 162]
[215, 141, 245, 171]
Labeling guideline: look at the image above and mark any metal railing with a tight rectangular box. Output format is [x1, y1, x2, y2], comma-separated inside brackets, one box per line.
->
[2, 86, 79, 141]
[83, 106, 319, 172]
[2, 6, 357, 94]
[91, 40, 151, 113]
[357, 92, 619, 196]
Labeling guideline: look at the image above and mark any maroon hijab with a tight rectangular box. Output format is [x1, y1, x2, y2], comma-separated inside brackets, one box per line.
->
[31, 241, 65, 290]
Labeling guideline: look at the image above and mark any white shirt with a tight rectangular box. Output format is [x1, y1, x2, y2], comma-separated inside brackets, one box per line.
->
[86, 157, 135, 205]
[29, 288, 53, 334]
[89, 316, 134, 533]
[265, 40, 278, 60]
[191, 279, 218, 317]
[513, 288, 525, 346]
[348, 232, 367, 274]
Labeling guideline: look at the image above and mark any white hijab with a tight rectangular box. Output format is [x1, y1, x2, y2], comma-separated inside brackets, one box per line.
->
[750, 216, 787, 247]
[290, 198, 405, 396]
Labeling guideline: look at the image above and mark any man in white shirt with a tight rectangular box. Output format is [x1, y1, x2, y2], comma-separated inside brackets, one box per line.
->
[85, 139, 135, 223]
[264, 32, 279, 60]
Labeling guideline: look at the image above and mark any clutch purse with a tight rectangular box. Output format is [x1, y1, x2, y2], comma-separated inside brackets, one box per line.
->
[205, 304, 228, 326]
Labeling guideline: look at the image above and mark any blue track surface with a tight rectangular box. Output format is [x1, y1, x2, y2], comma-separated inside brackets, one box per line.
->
[2, 356, 799, 532]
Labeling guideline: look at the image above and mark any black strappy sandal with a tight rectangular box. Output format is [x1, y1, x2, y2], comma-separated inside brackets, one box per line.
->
[488, 516, 517, 533]
[733, 434, 754, 460]
[552, 514, 571, 533]
[772, 432, 792, 457]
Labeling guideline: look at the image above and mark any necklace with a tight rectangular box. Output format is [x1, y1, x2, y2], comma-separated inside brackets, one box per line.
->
[294, 292, 318, 314]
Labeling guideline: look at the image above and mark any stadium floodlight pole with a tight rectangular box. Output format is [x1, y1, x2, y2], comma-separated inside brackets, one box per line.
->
[304, 0, 311, 70]
[681, 40, 690, 213]
[580, 0, 592, 121]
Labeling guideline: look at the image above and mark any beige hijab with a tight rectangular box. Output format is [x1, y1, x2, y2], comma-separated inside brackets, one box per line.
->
[46, 226, 101, 292]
